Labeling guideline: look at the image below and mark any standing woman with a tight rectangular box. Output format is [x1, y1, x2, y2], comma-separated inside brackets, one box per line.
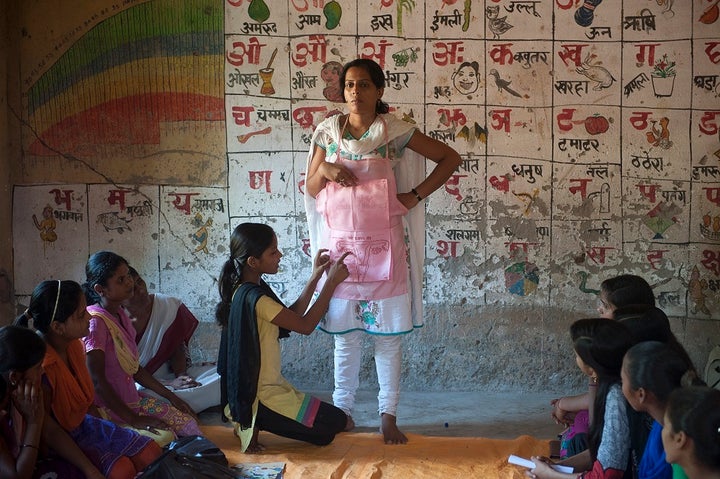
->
[82, 250, 201, 442]
[662, 386, 720, 479]
[216, 223, 351, 453]
[304, 58, 462, 444]
[16, 280, 162, 478]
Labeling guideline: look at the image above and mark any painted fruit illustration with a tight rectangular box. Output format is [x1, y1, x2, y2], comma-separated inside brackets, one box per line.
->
[324, 0, 342, 29]
[584, 114, 609, 135]
[248, 0, 270, 23]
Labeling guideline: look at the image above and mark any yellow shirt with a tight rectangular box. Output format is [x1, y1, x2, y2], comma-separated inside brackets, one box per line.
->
[233, 295, 321, 451]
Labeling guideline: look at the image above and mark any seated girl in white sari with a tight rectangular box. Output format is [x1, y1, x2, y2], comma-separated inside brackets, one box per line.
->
[123, 267, 221, 413]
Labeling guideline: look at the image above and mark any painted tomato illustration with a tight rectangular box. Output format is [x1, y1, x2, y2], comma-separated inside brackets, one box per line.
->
[584, 114, 610, 135]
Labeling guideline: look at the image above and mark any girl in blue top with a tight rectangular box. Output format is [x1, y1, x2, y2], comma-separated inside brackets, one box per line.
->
[622, 341, 701, 479]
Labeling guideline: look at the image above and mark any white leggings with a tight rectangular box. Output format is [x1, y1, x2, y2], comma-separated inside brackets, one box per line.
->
[332, 330, 402, 417]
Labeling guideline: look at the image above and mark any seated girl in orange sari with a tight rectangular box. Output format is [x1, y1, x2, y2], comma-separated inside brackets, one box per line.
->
[16, 280, 162, 478]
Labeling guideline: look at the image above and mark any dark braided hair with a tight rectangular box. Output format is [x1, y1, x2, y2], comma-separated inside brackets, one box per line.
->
[215, 223, 275, 327]
[624, 341, 700, 405]
[14, 280, 83, 333]
[82, 251, 129, 305]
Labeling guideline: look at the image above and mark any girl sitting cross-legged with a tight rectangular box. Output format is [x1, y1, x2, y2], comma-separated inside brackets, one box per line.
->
[82, 250, 201, 444]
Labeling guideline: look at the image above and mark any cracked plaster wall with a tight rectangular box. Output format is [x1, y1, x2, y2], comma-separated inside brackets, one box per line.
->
[1, 0, 719, 394]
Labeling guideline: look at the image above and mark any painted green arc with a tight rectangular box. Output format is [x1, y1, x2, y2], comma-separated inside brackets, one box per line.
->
[27, 0, 223, 114]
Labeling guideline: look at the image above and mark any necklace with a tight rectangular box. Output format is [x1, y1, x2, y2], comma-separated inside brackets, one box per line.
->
[342, 114, 376, 140]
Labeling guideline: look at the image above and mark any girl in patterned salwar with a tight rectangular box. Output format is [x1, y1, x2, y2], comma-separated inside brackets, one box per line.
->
[527, 319, 635, 479]
[16, 280, 162, 478]
[305, 58, 462, 444]
[82, 251, 201, 444]
[216, 223, 351, 453]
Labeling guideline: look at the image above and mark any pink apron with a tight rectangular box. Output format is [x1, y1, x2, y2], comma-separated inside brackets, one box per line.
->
[315, 117, 409, 300]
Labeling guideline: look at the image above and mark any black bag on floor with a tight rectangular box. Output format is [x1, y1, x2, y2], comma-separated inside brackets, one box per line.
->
[167, 435, 228, 466]
[139, 435, 236, 479]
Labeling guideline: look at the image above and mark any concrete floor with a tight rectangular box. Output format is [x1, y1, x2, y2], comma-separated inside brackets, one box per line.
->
[199, 390, 563, 440]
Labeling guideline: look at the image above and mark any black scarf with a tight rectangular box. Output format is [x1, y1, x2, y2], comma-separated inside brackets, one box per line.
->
[217, 280, 288, 428]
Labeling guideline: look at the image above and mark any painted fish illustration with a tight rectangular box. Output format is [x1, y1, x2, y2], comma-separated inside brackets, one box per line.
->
[96, 212, 132, 233]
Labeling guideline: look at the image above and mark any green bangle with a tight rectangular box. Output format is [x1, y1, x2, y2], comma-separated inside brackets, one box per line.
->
[411, 188, 423, 202]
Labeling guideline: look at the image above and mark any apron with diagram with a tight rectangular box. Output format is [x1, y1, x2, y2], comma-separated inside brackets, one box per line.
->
[315, 116, 409, 301]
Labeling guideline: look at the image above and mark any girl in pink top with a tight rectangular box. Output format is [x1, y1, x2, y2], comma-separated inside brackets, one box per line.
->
[82, 250, 201, 442]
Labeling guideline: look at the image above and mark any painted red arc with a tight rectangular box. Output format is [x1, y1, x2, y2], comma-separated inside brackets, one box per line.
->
[29, 92, 224, 156]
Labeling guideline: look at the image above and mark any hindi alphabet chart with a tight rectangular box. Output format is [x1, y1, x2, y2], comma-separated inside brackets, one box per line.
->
[12, 0, 719, 321]
[224, 0, 720, 319]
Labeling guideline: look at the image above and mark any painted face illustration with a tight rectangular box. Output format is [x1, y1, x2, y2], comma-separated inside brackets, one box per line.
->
[321, 61, 344, 103]
[452, 62, 479, 95]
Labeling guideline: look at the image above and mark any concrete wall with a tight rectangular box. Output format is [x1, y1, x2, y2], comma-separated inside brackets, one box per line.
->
[0, 0, 16, 324]
[3, 0, 720, 393]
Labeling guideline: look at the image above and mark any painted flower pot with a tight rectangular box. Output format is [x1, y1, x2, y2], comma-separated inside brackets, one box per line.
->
[651, 74, 675, 97]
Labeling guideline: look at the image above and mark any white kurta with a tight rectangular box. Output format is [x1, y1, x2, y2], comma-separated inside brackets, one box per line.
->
[304, 113, 425, 335]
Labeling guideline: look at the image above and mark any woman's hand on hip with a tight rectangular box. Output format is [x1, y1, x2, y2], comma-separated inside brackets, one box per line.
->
[397, 192, 420, 210]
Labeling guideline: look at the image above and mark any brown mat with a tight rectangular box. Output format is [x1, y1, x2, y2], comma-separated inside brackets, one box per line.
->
[202, 425, 550, 478]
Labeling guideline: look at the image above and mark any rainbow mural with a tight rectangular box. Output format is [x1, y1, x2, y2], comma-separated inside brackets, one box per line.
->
[24, 0, 224, 157]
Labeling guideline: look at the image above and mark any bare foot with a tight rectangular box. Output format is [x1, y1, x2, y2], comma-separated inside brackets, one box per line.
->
[235, 426, 266, 454]
[246, 427, 266, 454]
[380, 413, 407, 444]
[245, 441, 266, 454]
[344, 414, 355, 432]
